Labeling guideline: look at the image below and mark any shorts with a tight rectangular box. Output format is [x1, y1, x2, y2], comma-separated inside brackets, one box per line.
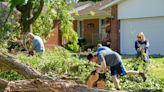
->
[110, 62, 127, 76]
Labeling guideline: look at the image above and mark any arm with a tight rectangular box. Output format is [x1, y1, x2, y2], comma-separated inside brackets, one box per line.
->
[30, 45, 35, 52]
[97, 52, 107, 73]
[135, 41, 140, 51]
[29, 39, 37, 52]
[145, 40, 149, 49]
[97, 61, 107, 73]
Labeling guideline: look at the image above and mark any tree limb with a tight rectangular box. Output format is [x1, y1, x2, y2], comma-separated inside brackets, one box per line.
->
[0, 79, 8, 89]
[4, 79, 123, 92]
[0, 52, 53, 80]
[28, 0, 44, 24]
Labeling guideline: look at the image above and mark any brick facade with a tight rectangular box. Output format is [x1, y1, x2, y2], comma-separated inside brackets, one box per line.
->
[110, 5, 120, 52]
[45, 20, 62, 48]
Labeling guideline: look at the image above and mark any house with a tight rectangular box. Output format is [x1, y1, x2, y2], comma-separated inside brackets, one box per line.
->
[45, 1, 95, 48]
[45, 0, 116, 50]
[45, 0, 121, 52]
[100, 0, 164, 55]
[72, 0, 116, 50]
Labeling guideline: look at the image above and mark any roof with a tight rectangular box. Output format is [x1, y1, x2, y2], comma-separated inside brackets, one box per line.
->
[71, 1, 95, 8]
[72, 0, 113, 19]
[69, 1, 95, 14]
[100, 0, 124, 10]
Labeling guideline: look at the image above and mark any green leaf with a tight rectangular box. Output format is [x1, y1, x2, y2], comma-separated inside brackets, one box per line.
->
[9, 0, 28, 9]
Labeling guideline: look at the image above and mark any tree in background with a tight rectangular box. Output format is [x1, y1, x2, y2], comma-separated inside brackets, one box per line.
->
[0, 0, 79, 52]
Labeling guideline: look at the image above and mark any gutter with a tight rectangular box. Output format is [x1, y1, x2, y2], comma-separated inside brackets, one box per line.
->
[70, 2, 95, 14]
[99, 0, 124, 10]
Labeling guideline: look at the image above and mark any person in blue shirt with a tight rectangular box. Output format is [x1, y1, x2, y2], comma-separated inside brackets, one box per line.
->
[135, 32, 149, 62]
[89, 44, 146, 90]
[28, 32, 45, 55]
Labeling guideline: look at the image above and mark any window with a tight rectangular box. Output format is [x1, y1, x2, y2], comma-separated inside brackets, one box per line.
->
[101, 19, 106, 26]
[78, 20, 84, 38]
[100, 19, 107, 41]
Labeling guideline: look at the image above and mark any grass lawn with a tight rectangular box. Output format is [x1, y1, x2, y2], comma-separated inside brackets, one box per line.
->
[123, 57, 164, 80]
[123, 57, 164, 90]
[148, 57, 164, 81]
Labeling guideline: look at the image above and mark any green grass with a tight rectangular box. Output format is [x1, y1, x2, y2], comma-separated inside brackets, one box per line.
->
[122, 57, 164, 91]
[123, 57, 164, 81]
[148, 58, 164, 81]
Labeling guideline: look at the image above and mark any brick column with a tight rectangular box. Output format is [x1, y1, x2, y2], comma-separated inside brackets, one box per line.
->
[110, 5, 120, 52]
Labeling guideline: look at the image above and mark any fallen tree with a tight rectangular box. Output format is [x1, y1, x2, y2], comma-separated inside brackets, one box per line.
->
[4, 79, 126, 92]
[0, 52, 52, 80]
[0, 52, 124, 92]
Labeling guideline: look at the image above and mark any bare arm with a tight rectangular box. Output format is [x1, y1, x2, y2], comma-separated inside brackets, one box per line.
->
[97, 61, 107, 73]
[30, 45, 35, 52]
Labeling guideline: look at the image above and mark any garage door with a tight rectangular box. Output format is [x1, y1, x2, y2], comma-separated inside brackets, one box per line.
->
[120, 17, 164, 55]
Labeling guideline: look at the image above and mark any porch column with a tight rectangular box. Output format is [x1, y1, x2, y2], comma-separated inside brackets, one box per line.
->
[110, 5, 120, 52]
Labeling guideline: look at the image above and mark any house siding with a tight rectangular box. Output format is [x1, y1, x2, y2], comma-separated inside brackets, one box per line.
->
[118, 0, 164, 19]
[120, 16, 164, 55]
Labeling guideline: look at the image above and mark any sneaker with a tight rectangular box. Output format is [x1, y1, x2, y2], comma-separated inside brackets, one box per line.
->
[116, 88, 121, 90]
[116, 86, 121, 90]
[139, 72, 147, 82]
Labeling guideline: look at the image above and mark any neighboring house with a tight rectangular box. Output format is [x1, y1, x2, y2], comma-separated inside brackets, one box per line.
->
[100, 0, 164, 55]
[72, 0, 113, 49]
[0, 2, 20, 27]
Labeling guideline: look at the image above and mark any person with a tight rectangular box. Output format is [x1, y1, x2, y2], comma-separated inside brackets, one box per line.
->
[135, 32, 149, 62]
[89, 44, 147, 90]
[102, 33, 111, 48]
[28, 32, 45, 55]
[87, 48, 94, 61]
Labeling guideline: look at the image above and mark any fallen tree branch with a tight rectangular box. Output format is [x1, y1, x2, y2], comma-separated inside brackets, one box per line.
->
[0, 52, 53, 80]
[4, 78, 126, 92]
[0, 79, 8, 89]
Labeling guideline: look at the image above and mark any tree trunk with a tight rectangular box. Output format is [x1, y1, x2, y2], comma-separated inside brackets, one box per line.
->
[4, 79, 126, 92]
[0, 52, 52, 80]
[21, 1, 33, 33]
[16, 0, 44, 34]
[0, 79, 8, 89]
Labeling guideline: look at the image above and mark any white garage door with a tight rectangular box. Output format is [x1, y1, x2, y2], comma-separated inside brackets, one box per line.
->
[120, 17, 164, 55]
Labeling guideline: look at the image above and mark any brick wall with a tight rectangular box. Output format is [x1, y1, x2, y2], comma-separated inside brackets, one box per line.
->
[110, 5, 120, 52]
[45, 20, 77, 49]
[44, 20, 62, 49]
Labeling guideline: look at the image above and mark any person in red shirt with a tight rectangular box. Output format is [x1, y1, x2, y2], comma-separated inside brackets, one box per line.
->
[102, 33, 111, 48]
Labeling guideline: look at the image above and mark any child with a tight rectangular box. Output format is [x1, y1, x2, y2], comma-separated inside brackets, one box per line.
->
[135, 32, 149, 62]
